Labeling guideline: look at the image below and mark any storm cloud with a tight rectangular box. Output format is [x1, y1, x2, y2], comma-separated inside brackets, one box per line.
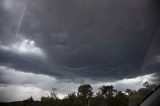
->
[0, 0, 160, 101]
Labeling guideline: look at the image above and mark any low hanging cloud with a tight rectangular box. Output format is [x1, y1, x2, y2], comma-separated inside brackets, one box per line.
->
[0, 0, 159, 81]
[0, 0, 160, 102]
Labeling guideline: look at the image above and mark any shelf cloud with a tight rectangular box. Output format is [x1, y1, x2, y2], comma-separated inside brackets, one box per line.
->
[0, 0, 160, 102]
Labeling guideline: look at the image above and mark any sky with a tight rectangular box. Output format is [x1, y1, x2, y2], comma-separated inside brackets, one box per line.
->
[0, 0, 160, 102]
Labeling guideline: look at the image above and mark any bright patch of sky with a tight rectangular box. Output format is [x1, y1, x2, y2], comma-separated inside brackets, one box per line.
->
[0, 38, 45, 57]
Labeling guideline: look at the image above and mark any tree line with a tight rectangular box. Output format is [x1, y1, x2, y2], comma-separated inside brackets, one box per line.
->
[0, 81, 158, 106]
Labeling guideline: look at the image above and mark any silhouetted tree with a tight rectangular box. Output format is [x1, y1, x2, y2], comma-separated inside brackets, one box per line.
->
[129, 82, 157, 106]
[113, 91, 129, 106]
[24, 96, 34, 102]
[50, 87, 58, 100]
[99, 85, 117, 98]
[2, 81, 158, 106]
[78, 84, 93, 106]
[41, 87, 58, 106]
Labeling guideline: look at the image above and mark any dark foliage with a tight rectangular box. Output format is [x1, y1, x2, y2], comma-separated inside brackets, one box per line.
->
[0, 82, 157, 106]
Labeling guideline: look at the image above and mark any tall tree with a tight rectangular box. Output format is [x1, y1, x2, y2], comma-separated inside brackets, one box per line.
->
[78, 84, 93, 106]
[50, 87, 58, 100]
[99, 85, 116, 98]
[114, 91, 129, 106]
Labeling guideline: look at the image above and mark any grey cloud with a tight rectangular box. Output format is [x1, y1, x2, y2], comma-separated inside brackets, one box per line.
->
[0, 0, 160, 82]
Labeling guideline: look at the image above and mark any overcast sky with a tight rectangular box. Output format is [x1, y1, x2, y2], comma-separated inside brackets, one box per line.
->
[0, 0, 160, 102]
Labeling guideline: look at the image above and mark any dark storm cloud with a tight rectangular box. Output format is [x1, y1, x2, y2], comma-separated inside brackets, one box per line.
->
[141, 27, 160, 77]
[0, 0, 160, 81]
